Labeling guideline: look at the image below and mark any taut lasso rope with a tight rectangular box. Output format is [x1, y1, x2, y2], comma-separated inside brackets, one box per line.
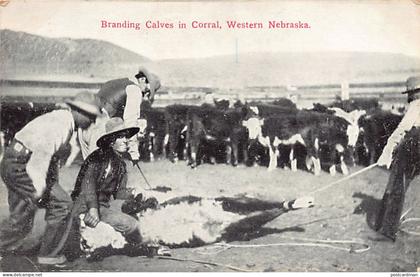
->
[309, 163, 378, 195]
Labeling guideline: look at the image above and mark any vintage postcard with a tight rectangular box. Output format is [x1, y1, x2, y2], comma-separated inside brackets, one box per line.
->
[0, 0, 419, 273]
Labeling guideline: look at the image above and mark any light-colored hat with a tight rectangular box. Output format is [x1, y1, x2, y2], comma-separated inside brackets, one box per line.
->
[66, 91, 102, 116]
[402, 76, 420, 94]
[96, 117, 139, 148]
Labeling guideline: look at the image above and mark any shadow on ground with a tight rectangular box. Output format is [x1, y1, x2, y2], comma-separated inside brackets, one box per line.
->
[352, 192, 382, 230]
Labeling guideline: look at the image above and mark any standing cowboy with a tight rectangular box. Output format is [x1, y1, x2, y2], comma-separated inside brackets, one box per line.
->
[373, 76, 420, 241]
[78, 68, 161, 164]
[0, 91, 101, 265]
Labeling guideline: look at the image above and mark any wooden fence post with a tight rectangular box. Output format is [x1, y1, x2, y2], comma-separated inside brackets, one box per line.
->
[341, 81, 350, 100]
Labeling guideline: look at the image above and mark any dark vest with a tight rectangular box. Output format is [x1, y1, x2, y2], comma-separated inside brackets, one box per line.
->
[97, 78, 136, 118]
[71, 148, 127, 203]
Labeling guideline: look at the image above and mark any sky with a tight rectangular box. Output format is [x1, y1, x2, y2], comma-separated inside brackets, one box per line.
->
[1, 0, 419, 60]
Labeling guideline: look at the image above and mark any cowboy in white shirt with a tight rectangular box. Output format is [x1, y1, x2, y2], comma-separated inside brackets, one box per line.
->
[372, 76, 420, 242]
[0, 91, 101, 266]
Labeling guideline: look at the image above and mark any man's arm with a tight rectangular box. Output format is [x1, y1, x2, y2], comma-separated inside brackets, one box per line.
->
[25, 150, 53, 199]
[378, 101, 419, 168]
[124, 84, 143, 161]
[79, 161, 101, 227]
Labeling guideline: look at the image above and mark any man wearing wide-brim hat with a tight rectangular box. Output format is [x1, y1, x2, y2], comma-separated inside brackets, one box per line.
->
[0, 91, 101, 266]
[70, 118, 144, 252]
[372, 76, 420, 242]
[79, 67, 161, 163]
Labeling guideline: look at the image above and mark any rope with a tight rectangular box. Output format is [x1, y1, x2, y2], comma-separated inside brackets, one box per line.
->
[193, 238, 370, 256]
[22, 256, 41, 272]
[400, 208, 412, 221]
[399, 217, 420, 236]
[135, 163, 153, 190]
[309, 163, 378, 194]
[157, 256, 253, 272]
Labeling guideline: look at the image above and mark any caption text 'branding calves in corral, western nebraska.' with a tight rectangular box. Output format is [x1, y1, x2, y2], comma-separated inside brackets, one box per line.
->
[100, 20, 311, 30]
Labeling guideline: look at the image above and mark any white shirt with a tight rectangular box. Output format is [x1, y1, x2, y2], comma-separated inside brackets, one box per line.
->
[124, 80, 143, 160]
[379, 99, 420, 167]
[78, 78, 143, 160]
[15, 109, 75, 197]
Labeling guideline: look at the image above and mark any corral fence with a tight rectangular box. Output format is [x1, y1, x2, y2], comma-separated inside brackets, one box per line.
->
[0, 79, 407, 109]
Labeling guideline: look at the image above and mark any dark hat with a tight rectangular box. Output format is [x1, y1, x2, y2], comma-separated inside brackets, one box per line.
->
[96, 117, 139, 148]
[402, 76, 420, 94]
[66, 91, 102, 116]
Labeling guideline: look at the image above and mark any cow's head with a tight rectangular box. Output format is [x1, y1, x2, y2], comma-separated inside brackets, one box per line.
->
[250, 106, 259, 115]
[346, 110, 366, 147]
[242, 117, 264, 140]
[137, 119, 148, 137]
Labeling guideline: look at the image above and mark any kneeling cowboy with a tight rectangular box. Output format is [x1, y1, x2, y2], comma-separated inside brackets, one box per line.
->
[71, 117, 143, 245]
[0, 92, 101, 265]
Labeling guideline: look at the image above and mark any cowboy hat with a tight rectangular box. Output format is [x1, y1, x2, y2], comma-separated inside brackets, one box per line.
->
[96, 117, 140, 148]
[135, 67, 161, 102]
[135, 67, 152, 81]
[402, 76, 420, 94]
[66, 91, 102, 116]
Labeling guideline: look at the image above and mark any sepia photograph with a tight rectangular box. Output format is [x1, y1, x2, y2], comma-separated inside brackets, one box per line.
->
[0, 0, 419, 273]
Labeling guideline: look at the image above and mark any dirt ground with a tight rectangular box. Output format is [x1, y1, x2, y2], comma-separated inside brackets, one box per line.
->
[1, 159, 419, 272]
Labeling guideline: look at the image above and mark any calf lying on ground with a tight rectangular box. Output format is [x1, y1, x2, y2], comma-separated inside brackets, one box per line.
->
[80, 194, 314, 259]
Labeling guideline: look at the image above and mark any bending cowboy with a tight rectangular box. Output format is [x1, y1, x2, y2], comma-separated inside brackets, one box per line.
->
[0, 92, 101, 265]
[78, 68, 161, 164]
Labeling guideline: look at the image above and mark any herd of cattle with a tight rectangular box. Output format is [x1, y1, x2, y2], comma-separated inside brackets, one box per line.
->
[0, 97, 404, 176]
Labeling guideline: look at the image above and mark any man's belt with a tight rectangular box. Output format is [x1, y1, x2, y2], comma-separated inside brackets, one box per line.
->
[9, 139, 32, 156]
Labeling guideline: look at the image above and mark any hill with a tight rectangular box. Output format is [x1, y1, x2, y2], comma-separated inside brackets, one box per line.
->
[0, 29, 150, 82]
[1, 29, 419, 86]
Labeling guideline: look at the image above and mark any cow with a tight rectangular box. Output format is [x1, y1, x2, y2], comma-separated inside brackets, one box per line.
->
[164, 104, 194, 163]
[186, 105, 248, 168]
[327, 107, 367, 167]
[240, 102, 299, 168]
[308, 104, 367, 167]
[245, 101, 298, 118]
[140, 103, 167, 161]
[242, 110, 355, 175]
[357, 111, 402, 165]
[330, 98, 380, 113]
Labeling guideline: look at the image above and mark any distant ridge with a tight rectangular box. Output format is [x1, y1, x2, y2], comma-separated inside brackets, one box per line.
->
[1, 29, 419, 87]
[143, 51, 420, 87]
[0, 29, 150, 81]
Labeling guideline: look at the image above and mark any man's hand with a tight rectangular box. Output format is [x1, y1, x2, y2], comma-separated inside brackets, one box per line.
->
[117, 187, 135, 200]
[84, 208, 100, 228]
[377, 151, 393, 169]
[132, 159, 140, 167]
